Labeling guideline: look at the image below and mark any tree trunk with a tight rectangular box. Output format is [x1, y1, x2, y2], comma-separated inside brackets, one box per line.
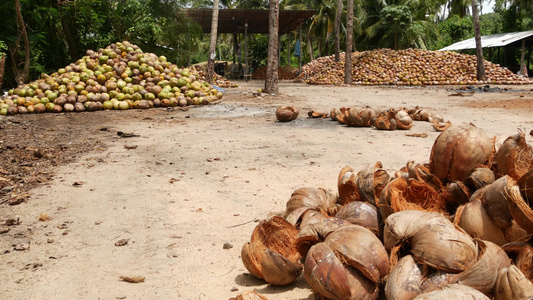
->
[264, 0, 279, 94]
[334, 0, 342, 62]
[207, 0, 220, 84]
[307, 33, 314, 61]
[0, 55, 5, 91]
[59, 6, 80, 61]
[344, 0, 353, 84]
[471, 0, 486, 81]
[14, 0, 30, 85]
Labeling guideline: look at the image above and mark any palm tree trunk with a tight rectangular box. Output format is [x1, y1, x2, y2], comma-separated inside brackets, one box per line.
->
[344, 0, 353, 84]
[0, 55, 5, 91]
[264, 0, 279, 94]
[334, 0, 342, 62]
[14, 0, 30, 85]
[471, 0, 486, 81]
[207, 0, 220, 84]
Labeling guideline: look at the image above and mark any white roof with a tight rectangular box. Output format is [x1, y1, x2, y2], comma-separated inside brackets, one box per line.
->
[439, 30, 533, 51]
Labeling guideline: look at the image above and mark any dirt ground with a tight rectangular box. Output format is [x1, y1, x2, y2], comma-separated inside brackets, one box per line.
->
[1, 81, 532, 300]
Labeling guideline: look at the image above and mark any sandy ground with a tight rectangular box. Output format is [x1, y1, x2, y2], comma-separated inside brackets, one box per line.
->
[1, 81, 533, 300]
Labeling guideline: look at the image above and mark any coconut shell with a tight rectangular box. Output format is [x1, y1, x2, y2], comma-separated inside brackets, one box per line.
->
[335, 201, 380, 235]
[285, 187, 338, 217]
[518, 169, 533, 203]
[341, 107, 378, 127]
[241, 217, 301, 284]
[379, 177, 445, 219]
[385, 255, 424, 300]
[285, 207, 328, 230]
[496, 131, 533, 180]
[330, 108, 342, 121]
[454, 200, 507, 246]
[429, 123, 493, 183]
[276, 106, 299, 122]
[396, 110, 413, 130]
[431, 120, 452, 132]
[472, 176, 515, 229]
[304, 243, 378, 300]
[465, 167, 496, 190]
[260, 249, 303, 285]
[419, 271, 456, 294]
[413, 284, 489, 299]
[373, 110, 398, 130]
[357, 162, 390, 206]
[506, 181, 533, 234]
[412, 163, 444, 194]
[451, 240, 511, 294]
[324, 225, 389, 283]
[504, 220, 532, 243]
[383, 210, 445, 250]
[337, 166, 361, 204]
[494, 265, 533, 300]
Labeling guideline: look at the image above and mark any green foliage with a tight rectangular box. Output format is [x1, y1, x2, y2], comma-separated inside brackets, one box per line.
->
[0, 41, 7, 57]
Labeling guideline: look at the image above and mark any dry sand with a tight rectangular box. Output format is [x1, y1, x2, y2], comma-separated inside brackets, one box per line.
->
[1, 81, 532, 299]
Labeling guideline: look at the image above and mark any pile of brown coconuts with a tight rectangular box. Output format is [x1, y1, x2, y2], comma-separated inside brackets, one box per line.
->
[241, 123, 533, 299]
[297, 49, 532, 86]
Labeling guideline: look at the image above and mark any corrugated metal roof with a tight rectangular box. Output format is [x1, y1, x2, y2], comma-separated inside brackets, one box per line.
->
[439, 30, 533, 51]
[186, 9, 316, 35]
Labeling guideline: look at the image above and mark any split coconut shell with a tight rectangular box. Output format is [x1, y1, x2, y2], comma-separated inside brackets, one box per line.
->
[496, 130, 533, 180]
[429, 123, 493, 183]
[413, 284, 489, 300]
[285, 187, 338, 217]
[337, 166, 361, 204]
[241, 216, 302, 285]
[501, 242, 533, 282]
[385, 255, 424, 300]
[275, 106, 299, 122]
[335, 201, 380, 235]
[494, 265, 533, 300]
[357, 162, 390, 206]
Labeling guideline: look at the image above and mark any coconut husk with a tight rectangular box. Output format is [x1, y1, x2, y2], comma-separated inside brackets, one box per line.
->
[445, 181, 470, 208]
[472, 176, 515, 229]
[285, 187, 338, 217]
[340, 106, 379, 127]
[410, 220, 478, 272]
[337, 166, 361, 204]
[276, 106, 299, 122]
[429, 123, 493, 183]
[465, 167, 496, 191]
[385, 255, 424, 300]
[357, 162, 391, 206]
[501, 242, 533, 282]
[454, 200, 507, 246]
[506, 181, 533, 234]
[307, 110, 328, 118]
[411, 108, 430, 121]
[419, 270, 456, 294]
[412, 163, 445, 194]
[295, 217, 350, 257]
[413, 284, 489, 299]
[494, 265, 533, 300]
[324, 225, 389, 283]
[451, 240, 511, 294]
[304, 243, 379, 300]
[518, 169, 533, 203]
[330, 108, 342, 121]
[396, 110, 413, 130]
[504, 220, 532, 243]
[260, 249, 303, 285]
[373, 110, 398, 130]
[496, 130, 533, 180]
[335, 201, 380, 235]
[428, 113, 444, 123]
[379, 177, 446, 220]
[383, 210, 446, 251]
[230, 291, 269, 300]
[241, 217, 301, 284]
[285, 207, 328, 230]
[431, 120, 452, 132]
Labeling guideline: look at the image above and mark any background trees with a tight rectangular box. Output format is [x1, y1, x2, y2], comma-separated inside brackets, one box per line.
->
[0, 0, 531, 89]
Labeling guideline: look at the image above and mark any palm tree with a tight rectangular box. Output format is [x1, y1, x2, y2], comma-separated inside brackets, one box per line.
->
[345, 0, 353, 84]
[265, 0, 279, 93]
[334, 0, 343, 61]
[207, 0, 220, 83]
[471, 0, 486, 80]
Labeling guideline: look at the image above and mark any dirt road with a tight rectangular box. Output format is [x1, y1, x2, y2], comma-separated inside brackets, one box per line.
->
[1, 81, 532, 299]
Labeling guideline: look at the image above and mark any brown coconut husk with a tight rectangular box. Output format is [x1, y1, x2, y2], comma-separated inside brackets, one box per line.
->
[414, 284, 489, 299]
[285, 187, 338, 217]
[373, 110, 398, 130]
[451, 240, 511, 294]
[465, 167, 496, 191]
[379, 177, 446, 221]
[337, 166, 361, 204]
[501, 242, 533, 282]
[295, 217, 350, 257]
[385, 255, 424, 300]
[335, 201, 380, 235]
[275, 106, 299, 122]
[445, 181, 471, 208]
[383, 210, 446, 251]
[429, 123, 493, 183]
[285, 207, 328, 230]
[494, 265, 533, 300]
[357, 162, 391, 206]
[330, 107, 342, 121]
[307, 110, 328, 118]
[472, 176, 515, 229]
[324, 225, 389, 283]
[496, 130, 533, 180]
[518, 169, 533, 203]
[241, 216, 301, 285]
[412, 163, 445, 194]
[431, 120, 453, 132]
[505, 179, 533, 234]
[396, 110, 413, 130]
[454, 200, 507, 246]
[304, 242, 379, 300]
[340, 106, 379, 127]
[419, 270, 456, 294]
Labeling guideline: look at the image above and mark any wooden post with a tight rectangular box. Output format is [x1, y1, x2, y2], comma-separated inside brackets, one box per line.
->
[287, 32, 291, 66]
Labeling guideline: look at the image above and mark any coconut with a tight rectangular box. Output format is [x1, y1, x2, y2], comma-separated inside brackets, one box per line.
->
[496, 130, 533, 180]
[413, 284, 489, 299]
[284, 187, 338, 217]
[275, 106, 299, 122]
[335, 201, 380, 235]
[494, 265, 533, 300]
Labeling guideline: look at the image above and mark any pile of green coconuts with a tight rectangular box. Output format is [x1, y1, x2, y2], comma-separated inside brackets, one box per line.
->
[0, 41, 223, 116]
